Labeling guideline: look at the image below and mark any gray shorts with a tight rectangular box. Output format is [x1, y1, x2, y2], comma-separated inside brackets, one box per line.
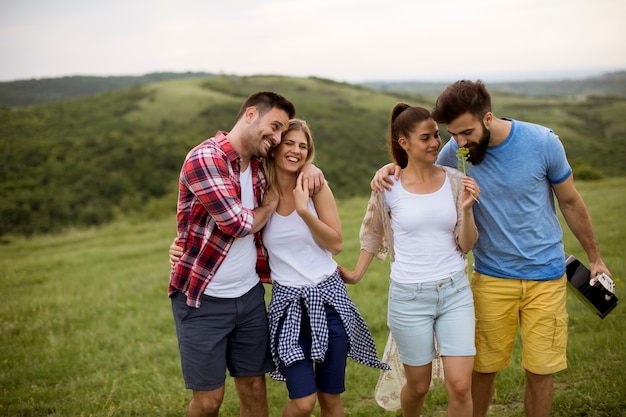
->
[171, 282, 273, 390]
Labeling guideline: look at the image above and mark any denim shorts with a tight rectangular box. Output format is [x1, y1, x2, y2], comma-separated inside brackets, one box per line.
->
[388, 270, 475, 366]
[170, 282, 273, 390]
[278, 304, 348, 399]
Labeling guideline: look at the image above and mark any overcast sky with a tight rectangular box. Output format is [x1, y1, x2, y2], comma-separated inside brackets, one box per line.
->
[1, 0, 624, 83]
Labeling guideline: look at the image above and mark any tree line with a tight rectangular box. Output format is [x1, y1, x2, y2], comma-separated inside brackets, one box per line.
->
[1, 75, 623, 237]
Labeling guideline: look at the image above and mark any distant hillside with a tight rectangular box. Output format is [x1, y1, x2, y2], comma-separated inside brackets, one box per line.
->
[0, 72, 214, 106]
[2, 70, 626, 108]
[1, 75, 625, 236]
[362, 70, 626, 97]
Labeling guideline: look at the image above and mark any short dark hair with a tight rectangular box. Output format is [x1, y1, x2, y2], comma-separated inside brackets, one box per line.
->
[236, 91, 296, 120]
[432, 80, 491, 124]
[388, 103, 432, 168]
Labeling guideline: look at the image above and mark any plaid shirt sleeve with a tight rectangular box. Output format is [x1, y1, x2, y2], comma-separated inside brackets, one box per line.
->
[169, 135, 258, 307]
[182, 143, 254, 238]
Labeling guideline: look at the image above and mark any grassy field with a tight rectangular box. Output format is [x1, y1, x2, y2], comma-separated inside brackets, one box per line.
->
[1, 178, 625, 417]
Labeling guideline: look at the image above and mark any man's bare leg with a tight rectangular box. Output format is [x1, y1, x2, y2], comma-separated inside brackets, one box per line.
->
[188, 387, 224, 417]
[472, 371, 496, 417]
[235, 375, 269, 417]
[524, 371, 553, 417]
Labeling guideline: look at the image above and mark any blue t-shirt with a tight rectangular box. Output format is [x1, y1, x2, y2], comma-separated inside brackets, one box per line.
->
[437, 119, 572, 280]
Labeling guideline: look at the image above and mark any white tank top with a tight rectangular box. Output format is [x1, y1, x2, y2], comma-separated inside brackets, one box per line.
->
[385, 174, 465, 283]
[263, 199, 337, 288]
[204, 166, 258, 297]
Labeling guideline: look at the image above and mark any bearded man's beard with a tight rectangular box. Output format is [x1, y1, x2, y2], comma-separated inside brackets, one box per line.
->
[465, 124, 490, 165]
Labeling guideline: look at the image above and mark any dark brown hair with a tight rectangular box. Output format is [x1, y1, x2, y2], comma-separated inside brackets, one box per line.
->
[388, 103, 432, 168]
[431, 80, 491, 124]
[236, 91, 296, 121]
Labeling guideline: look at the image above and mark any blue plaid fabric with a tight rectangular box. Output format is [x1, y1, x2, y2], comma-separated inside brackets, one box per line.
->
[268, 270, 390, 381]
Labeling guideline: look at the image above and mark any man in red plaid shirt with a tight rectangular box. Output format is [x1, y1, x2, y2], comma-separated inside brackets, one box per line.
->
[169, 92, 322, 417]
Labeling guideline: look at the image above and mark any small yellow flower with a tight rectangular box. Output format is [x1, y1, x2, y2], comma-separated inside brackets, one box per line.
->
[455, 147, 480, 204]
[456, 147, 472, 175]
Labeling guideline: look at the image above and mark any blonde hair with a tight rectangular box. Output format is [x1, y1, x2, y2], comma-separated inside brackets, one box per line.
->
[263, 118, 315, 188]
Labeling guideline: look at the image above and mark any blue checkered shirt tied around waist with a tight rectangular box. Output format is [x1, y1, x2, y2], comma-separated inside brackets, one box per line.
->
[268, 270, 390, 381]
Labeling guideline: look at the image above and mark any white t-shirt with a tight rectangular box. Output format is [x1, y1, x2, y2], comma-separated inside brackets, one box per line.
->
[204, 166, 259, 297]
[385, 174, 465, 283]
[263, 199, 337, 288]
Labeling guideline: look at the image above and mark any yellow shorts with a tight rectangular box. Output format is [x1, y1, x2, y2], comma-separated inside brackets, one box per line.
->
[471, 272, 568, 375]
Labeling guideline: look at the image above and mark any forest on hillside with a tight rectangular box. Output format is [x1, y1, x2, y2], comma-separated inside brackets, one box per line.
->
[0, 72, 215, 107]
[1, 74, 625, 237]
[363, 70, 626, 97]
[2, 70, 625, 108]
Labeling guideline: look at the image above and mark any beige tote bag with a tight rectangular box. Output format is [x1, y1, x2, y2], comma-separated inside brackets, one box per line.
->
[374, 333, 445, 411]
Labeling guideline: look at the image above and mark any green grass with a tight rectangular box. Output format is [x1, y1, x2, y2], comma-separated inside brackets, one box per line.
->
[124, 78, 241, 126]
[1, 178, 625, 416]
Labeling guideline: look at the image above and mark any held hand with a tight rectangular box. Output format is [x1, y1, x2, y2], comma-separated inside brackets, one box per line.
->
[461, 176, 480, 209]
[337, 265, 362, 285]
[300, 163, 325, 194]
[371, 163, 400, 192]
[293, 172, 310, 215]
[169, 237, 183, 265]
[589, 259, 612, 279]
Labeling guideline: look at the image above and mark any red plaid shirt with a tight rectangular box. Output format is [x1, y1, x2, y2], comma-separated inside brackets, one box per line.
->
[169, 131, 271, 308]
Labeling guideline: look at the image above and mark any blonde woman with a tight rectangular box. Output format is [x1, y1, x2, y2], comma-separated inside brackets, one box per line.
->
[171, 119, 387, 417]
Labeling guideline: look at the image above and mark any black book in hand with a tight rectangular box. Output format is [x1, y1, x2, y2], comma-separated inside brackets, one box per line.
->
[565, 254, 618, 319]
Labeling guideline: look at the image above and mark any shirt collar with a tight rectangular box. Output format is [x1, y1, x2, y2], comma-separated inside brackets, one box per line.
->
[215, 131, 240, 164]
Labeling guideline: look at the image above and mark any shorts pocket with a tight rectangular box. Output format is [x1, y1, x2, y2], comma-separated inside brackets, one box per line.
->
[552, 313, 569, 350]
[172, 292, 192, 321]
[389, 281, 416, 301]
[470, 271, 482, 287]
[453, 273, 471, 293]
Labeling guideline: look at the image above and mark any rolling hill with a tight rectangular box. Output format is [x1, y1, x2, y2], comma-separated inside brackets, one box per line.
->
[362, 70, 626, 97]
[1, 74, 625, 236]
[2, 70, 625, 108]
[0, 72, 215, 107]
